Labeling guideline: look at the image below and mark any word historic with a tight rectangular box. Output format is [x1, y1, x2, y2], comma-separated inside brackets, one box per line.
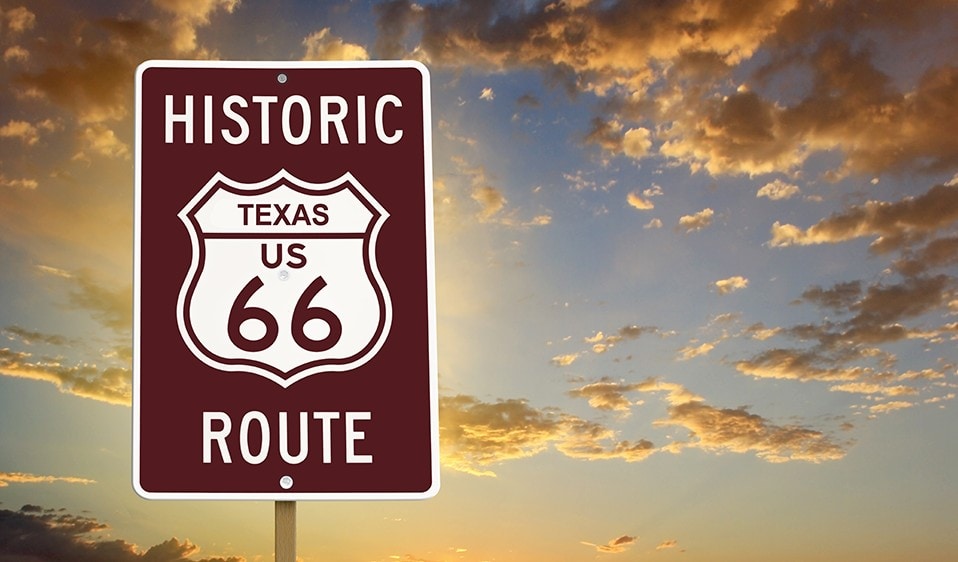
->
[165, 94, 404, 145]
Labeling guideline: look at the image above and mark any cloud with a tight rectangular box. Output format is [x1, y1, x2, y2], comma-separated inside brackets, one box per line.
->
[564, 169, 617, 192]
[0, 270, 132, 405]
[567, 379, 643, 412]
[757, 179, 800, 200]
[450, 376, 847, 468]
[678, 341, 716, 360]
[746, 323, 782, 341]
[3, 44, 29, 62]
[658, 38, 958, 177]
[374, 0, 796, 92]
[0, 347, 132, 406]
[656, 398, 847, 463]
[799, 281, 862, 311]
[2, 6, 36, 34]
[439, 395, 656, 476]
[301, 27, 369, 61]
[622, 127, 652, 159]
[626, 190, 654, 210]
[471, 185, 508, 221]
[523, 214, 552, 227]
[583, 122, 653, 162]
[74, 124, 130, 161]
[555, 418, 656, 463]
[715, 276, 749, 295]
[893, 236, 958, 276]
[732, 231, 956, 415]
[2, 326, 70, 347]
[0, 506, 245, 561]
[735, 348, 868, 383]
[769, 183, 958, 251]
[0, 174, 38, 190]
[0, 119, 55, 145]
[571, 377, 699, 412]
[572, 378, 849, 463]
[439, 395, 565, 476]
[659, 89, 805, 176]
[11, 3, 240, 127]
[868, 401, 914, 415]
[550, 352, 580, 367]
[0, 472, 95, 488]
[584, 117, 626, 155]
[829, 382, 917, 397]
[152, 0, 240, 54]
[569, 324, 659, 356]
[374, 2, 958, 177]
[59, 270, 133, 334]
[790, 274, 956, 349]
[581, 534, 637, 554]
[678, 208, 714, 232]
[11, 18, 165, 124]
[656, 539, 679, 550]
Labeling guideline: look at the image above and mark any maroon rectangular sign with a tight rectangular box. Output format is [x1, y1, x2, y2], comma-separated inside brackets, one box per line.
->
[134, 60, 438, 499]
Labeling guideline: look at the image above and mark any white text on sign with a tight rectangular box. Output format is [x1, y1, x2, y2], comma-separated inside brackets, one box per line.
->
[165, 95, 403, 145]
[202, 410, 373, 465]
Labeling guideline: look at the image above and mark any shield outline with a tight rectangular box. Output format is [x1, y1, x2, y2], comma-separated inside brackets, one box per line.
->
[176, 168, 392, 387]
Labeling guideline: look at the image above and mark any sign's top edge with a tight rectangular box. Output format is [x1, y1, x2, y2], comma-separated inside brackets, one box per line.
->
[136, 59, 429, 77]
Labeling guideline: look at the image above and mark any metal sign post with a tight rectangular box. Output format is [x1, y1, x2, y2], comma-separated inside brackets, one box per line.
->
[275, 501, 296, 562]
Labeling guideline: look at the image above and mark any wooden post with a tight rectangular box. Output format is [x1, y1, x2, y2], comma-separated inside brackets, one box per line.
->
[275, 501, 296, 562]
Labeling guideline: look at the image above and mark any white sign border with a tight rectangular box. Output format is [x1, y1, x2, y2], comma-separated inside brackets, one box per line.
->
[133, 59, 439, 501]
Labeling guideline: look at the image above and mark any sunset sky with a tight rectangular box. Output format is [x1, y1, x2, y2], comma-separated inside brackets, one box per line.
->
[2, 0, 958, 560]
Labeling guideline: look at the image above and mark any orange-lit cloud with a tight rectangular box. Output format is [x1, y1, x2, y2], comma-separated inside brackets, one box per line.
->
[2, 6, 35, 34]
[677, 340, 717, 360]
[0, 472, 95, 487]
[471, 185, 508, 221]
[735, 348, 867, 382]
[439, 395, 656, 476]
[551, 352, 581, 367]
[757, 179, 800, 200]
[152, 0, 240, 54]
[301, 27, 369, 61]
[656, 399, 847, 463]
[581, 534, 637, 554]
[567, 379, 643, 412]
[626, 190, 654, 210]
[770, 183, 958, 251]
[715, 276, 749, 295]
[656, 539, 679, 550]
[678, 208, 714, 232]
[376, 2, 958, 178]
[0, 347, 131, 406]
[556, 324, 660, 358]
[0, 269, 132, 405]
[0, 118, 55, 145]
[869, 401, 914, 415]
[376, 0, 799, 92]
[566, 377, 847, 463]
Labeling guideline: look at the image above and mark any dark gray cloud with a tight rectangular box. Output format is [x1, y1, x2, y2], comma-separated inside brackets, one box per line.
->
[0, 506, 244, 562]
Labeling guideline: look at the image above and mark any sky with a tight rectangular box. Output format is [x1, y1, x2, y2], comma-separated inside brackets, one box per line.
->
[1, 0, 958, 560]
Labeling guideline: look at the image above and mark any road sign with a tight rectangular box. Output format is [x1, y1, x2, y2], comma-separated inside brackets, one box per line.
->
[133, 60, 438, 500]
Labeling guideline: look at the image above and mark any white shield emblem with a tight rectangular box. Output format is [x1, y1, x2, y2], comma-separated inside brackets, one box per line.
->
[177, 169, 391, 387]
